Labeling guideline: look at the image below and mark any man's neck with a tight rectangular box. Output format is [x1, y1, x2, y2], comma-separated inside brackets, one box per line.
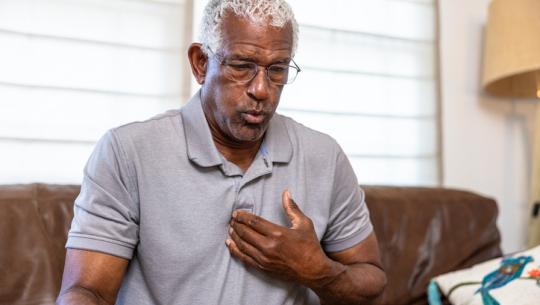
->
[214, 139, 261, 173]
[204, 112, 262, 173]
[209, 124, 262, 172]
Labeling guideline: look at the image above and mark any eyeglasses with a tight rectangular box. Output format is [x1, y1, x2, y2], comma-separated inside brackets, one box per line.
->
[208, 49, 301, 85]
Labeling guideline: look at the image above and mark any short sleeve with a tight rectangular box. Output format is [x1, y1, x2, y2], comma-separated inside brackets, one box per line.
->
[66, 130, 139, 259]
[321, 145, 373, 253]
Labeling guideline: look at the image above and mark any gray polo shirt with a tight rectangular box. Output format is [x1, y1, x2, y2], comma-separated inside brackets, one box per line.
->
[66, 91, 373, 305]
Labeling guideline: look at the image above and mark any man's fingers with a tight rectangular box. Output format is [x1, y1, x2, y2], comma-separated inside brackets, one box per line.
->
[227, 229, 266, 269]
[226, 239, 262, 269]
[281, 190, 305, 229]
[232, 210, 279, 236]
[230, 221, 268, 252]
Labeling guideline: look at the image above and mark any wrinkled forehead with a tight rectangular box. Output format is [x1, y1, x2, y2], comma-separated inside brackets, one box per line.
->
[218, 13, 294, 57]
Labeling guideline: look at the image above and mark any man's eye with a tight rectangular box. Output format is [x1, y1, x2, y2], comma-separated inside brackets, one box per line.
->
[268, 65, 288, 73]
[228, 63, 254, 70]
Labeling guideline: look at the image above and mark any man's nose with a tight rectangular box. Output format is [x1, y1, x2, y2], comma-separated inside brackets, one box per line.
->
[246, 68, 271, 101]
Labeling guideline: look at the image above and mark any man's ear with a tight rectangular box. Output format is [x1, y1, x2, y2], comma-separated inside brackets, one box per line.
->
[188, 43, 208, 85]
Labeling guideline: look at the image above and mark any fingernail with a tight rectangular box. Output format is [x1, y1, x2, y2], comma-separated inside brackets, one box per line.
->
[225, 239, 231, 246]
[229, 227, 233, 234]
[232, 210, 238, 218]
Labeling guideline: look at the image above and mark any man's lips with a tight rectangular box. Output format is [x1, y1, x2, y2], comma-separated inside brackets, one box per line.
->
[241, 111, 266, 124]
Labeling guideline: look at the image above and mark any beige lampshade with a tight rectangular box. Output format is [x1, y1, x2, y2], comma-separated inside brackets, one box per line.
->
[482, 0, 540, 98]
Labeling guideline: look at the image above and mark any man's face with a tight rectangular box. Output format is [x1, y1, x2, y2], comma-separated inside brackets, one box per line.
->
[202, 14, 294, 143]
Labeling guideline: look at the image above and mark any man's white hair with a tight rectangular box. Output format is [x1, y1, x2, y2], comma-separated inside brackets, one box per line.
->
[199, 0, 298, 56]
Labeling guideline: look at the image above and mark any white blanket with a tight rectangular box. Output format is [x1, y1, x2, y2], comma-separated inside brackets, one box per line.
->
[433, 245, 540, 305]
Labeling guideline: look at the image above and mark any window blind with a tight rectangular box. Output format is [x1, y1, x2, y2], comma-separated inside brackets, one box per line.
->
[282, 0, 439, 185]
[1, 0, 440, 186]
[0, 0, 191, 183]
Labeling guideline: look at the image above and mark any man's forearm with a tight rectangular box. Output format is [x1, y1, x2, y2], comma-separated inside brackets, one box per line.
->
[309, 259, 387, 305]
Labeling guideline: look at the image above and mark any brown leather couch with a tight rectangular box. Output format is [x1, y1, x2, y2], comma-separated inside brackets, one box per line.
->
[0, 184, 501, 305]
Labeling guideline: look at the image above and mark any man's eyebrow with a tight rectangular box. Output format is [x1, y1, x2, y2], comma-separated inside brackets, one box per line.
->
[228, 54, 292, 64]
[228, 54, 257, 62]
[273, 58, 292, 64]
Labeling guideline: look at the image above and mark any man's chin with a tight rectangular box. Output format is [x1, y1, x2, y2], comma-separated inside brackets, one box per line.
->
[231, 126, 266, 143]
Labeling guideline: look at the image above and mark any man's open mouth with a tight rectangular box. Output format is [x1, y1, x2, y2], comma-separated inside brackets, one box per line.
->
[241, 111, 265, 124]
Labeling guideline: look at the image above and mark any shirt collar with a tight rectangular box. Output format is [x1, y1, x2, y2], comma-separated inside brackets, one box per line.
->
[262, 112, 293, 164]
[180, 90, 293, 167]
[181, 91, 222, 167]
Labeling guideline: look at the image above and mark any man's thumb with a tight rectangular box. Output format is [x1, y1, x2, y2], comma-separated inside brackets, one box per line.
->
[282, 189, 303, 229]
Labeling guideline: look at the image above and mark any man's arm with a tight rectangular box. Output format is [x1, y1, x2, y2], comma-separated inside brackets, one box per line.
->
[56, 249, 129, 305]
[227, 190, 386, 305]
[310, 234, 387, 305]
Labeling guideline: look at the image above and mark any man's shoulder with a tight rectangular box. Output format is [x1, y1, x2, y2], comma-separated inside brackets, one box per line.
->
[111, 108, 182, 140]
[273, 112, 344, 167]
[274, 112, 338, 150]
[104, 108, 185, 154]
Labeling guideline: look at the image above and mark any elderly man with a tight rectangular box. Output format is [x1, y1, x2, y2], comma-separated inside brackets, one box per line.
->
[57, 1, 386, 304]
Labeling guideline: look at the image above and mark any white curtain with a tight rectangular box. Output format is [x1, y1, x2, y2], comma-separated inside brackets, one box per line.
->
[281, 0, 439, 185]
[0, 0, 190, 183]
[1, 0, 439, 186]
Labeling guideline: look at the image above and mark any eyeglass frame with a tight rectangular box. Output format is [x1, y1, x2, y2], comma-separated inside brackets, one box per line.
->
[206, 48, 301, 85]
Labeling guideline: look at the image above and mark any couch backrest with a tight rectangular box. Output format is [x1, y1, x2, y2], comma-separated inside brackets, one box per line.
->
[0, 184, 501, 305]
[363, 186, 502, 305]
[0, 184, 79, 305]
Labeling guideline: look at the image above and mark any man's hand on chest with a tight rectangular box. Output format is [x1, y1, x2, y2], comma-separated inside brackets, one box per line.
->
[226, 190, 345, 288]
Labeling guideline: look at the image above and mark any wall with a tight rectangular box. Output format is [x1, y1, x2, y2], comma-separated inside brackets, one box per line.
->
[439, 0, 536, 253]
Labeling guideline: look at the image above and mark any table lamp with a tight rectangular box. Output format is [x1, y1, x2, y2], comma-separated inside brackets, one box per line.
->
[482, 0, 540, 246]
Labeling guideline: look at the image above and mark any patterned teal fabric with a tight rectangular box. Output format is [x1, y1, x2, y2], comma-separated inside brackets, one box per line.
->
[475, 256, 533, 305]
[427, 280, 443, 305]
[428, 256, 534, 305]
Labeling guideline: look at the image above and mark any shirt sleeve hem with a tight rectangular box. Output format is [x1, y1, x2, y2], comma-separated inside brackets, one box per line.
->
[66, 235, 135, 259]
[322, 223, 373, 253]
